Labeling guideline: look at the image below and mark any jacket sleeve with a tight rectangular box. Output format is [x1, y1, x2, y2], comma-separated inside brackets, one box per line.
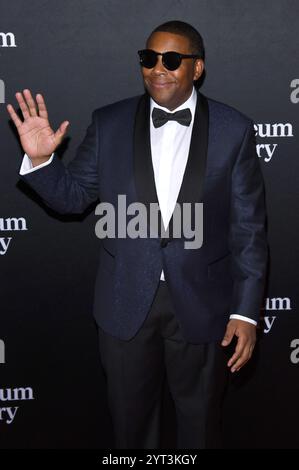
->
[229, 121, 268, 322]
[19, 109, 100, 214]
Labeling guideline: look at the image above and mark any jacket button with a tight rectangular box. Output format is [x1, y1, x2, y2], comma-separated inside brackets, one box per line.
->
[160, 238, 169, 248]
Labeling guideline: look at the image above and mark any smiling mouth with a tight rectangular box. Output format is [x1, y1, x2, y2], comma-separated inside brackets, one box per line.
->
[148, 80, 175, 89]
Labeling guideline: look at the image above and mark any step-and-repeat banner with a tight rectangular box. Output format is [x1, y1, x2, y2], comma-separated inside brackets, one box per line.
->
[1, 0, 298, 448]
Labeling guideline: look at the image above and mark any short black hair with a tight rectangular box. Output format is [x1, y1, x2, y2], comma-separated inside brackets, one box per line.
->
[148, 20, 205, 60]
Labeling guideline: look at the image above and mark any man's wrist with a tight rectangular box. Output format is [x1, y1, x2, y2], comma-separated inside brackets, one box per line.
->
[20, 153, 55, 175]
[30, 156, 52, 167]
[229, 314, 257, 326]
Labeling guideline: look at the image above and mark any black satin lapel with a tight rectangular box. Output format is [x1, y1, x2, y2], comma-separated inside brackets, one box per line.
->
[133, 93, 161, 236]
[167, 91, 209, 239]
[133, 93, 159, 206]
[177, 91, 209, 205]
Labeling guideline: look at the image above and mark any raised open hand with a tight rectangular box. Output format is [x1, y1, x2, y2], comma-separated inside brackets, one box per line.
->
[7, 89, 69, 165]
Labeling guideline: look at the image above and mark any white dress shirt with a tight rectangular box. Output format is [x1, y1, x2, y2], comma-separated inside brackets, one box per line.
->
[19, 88, 256, 326]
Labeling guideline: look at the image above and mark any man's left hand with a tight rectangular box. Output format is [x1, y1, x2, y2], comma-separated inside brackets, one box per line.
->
[221, 319, 256, 373]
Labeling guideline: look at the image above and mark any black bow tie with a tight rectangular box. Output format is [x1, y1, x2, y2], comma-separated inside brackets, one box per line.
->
[152, 107, 192, 128]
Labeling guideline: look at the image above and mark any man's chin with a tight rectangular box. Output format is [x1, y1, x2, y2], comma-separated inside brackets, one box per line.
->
[147, 89, 174, 109]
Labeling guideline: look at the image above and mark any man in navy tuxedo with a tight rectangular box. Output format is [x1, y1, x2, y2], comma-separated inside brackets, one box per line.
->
[7, 21, 268, 448]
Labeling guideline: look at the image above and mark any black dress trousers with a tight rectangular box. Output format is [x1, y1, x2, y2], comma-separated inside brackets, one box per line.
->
[98, 280, 229, 449]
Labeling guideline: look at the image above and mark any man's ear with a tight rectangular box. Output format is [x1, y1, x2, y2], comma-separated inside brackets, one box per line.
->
[193, 59, 204, 81]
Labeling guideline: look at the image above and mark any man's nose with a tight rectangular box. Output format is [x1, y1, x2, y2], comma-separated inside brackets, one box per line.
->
[152, 55, 167, 74]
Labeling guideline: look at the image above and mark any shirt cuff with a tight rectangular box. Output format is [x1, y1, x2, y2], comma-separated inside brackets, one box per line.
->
[19, 153, 54, 175]
[229, 314, 257, 326]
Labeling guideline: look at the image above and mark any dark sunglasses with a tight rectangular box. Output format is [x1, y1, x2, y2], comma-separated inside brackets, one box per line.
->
[138, 49, 201, 71]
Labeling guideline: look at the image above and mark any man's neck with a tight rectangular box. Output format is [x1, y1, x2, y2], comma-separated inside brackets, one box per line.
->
[150, 86, 196, 114]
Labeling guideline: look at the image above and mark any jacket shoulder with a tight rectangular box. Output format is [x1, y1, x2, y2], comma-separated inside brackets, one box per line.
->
[206, 95, 253, 128]
[92, 95, 142, 119]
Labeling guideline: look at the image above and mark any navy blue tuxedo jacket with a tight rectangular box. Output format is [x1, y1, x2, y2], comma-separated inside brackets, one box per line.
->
[21, 90, 268, 343]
